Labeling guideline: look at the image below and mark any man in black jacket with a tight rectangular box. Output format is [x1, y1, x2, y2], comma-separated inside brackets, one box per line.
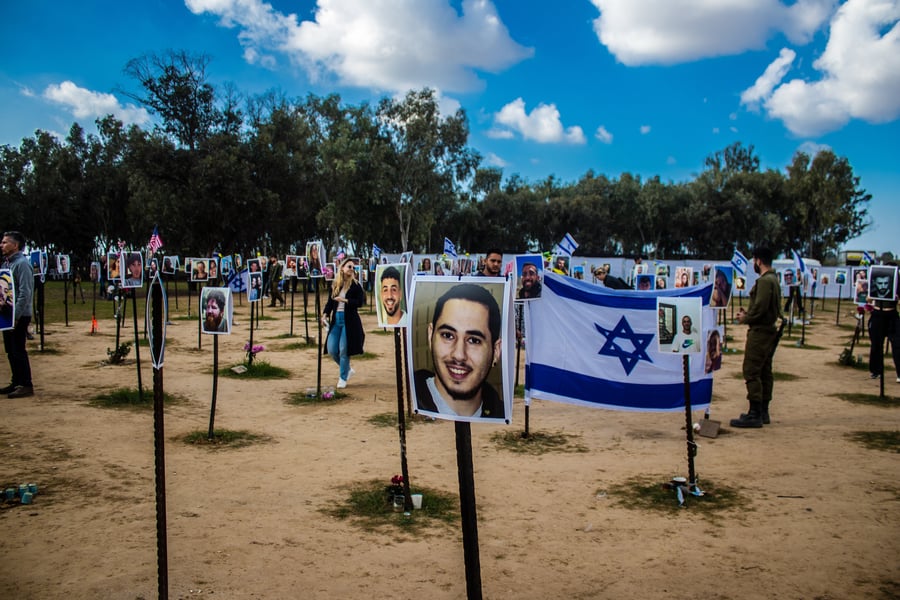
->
[594, 266, 629, 290]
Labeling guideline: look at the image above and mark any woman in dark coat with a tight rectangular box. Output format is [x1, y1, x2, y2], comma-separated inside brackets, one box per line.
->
[322, 257, 365, 388]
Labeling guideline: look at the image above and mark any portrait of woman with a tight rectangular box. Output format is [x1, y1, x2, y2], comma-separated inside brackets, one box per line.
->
[705, 329, 723, 373]
[674, 267, 692, 289]
[307, 241, 324, 276]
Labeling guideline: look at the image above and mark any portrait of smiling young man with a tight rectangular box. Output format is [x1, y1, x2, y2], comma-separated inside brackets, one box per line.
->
[410, 280, 511, 422]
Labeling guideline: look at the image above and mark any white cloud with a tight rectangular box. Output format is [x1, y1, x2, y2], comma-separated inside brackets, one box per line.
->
[594, 125, 613, 144]
[589, 0, 835, 65]
[639, 125, 651, 135]
[486, 128, 514, 140]
[740, 48, 796, 109]
[42, 81, 150, 126]
[797, 140, 832, 156]
[484, 152, 508, 168]
[492, 98, 586, 144]
[752, 0, 900, 136]
[185, 0, 533, 93]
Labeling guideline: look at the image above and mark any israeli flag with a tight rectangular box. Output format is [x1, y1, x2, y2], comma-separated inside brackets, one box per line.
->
[525, 273, 713, 411]
[443, 237, 457, 259]
[557, 232, 579, 257]
[731, 249, 749, 276]
[227, 269, 247, 293]
[791, 249, 807, 275]
[862, 250, 874, 266]
[372, 244, 382, 259]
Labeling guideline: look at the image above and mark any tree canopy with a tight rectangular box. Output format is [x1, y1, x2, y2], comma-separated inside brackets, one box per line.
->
[0, 52, 872, 268]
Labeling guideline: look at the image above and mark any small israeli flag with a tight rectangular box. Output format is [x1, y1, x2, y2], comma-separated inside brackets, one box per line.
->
[731, 249, 749, 276]
[862, 250, 874, 266]
[372, 244, 382, 259]
[557, 233, 579, 257]
[791, 249, 807, 275]
[443, 237, 457, 259]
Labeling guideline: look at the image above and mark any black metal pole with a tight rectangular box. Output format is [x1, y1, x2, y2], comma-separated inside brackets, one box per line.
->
[836, 285, 842, 326]
[303, 279, 310, 343]
[91, 281, 97, 334]
[248, 301, 256, 368]
[63, 278, 69, 327]
[455, 421, 483, 600]
[150, 281, 168, 600]
[403, 327, 413, 416]
[799, 291, 807, 346]
[37, 278, 45, 350]
[289, 280, 296, 337]
[682, 355, 697, 486]
[316, 279, 323, 396]
[208, 335, 219, 439]
[197, 284, 203, 350]
[395, 329, 412, 512]
[132, 288, 143, 401]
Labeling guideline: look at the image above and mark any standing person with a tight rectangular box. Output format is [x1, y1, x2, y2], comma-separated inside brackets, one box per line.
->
[322, 258, 365, 389]
[1, 231, 34, 398]
[266, 255, 285, 307]
[867, 264, 900, 382]
[730, 247, 782, 428]
[477, 249, 503, 277]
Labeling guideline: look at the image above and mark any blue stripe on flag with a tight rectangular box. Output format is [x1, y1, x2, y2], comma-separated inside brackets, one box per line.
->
[526, 363, 713, 411]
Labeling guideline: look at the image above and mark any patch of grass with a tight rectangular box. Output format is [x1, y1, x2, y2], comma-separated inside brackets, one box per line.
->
[369, 328, 395, 336]
[366, 412, 433, 428]
[219, 360, 290, 379]
[288, 390, 347, 405]
[491, 430, 589, 454]
[846, 430, 900, 453]
[514, 384, 525, 398]
[831, 393, 900, 407]
[324, 479, 457, 534]
[606, 475, 746, 516]
[181, 429, 271, 449]
[89, 387, 182, 410]
[354, 351, 379, 360]
[279, 341, 316, 351]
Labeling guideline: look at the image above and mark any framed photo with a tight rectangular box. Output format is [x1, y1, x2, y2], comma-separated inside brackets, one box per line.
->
[208, 257, 218, 281]
[89, 261, 101, 283]
[56, 254, 70, 274]
[191, 258, 209, 282]
[407, 276, 513, 423]
[122, 252, 144, 288]
[375, 263, 410, 328]
[735, 276, 746, 291]
[635, 273, 654, 291]
[399, 251, 413, 265]
[853, 267, 868, 303]
[248, 272, 263, 302]
[148, 258, 159, 279]
[655, 276, 667, 290]
[710, 266, 734, 309]
[31, 251, 48, 277]
[284, 255, 299, 278]
[656, 264, 670, 277]
[782, 268, 796, 287]
[161, 256, 178, 275]
[657, 297, 702, 354]
[307, 241, 325, 277]
[220, 255, 233, 276]
[868, 266, 897, 302]
[705, 327, 723, 373]
[201, 287, 233, 335]
[246, 258, 263, 278]
[674, 266, 693, 289]
[323, 262, 335, 281]
[106, 252, 121, 283]
[834, 269, 847, 286]
[515, 254, 543, 301]
[0, 268, 16, 332]
[551, 255, 570, 276]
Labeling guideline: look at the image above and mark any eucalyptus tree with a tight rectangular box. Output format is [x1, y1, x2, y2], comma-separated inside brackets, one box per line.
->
[784, 149, 871, 260]
[376, 88, 479, 252]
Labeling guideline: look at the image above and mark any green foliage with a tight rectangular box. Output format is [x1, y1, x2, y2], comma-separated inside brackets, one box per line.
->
[89, 387, 181, 410]
[325, 479, 457, 534]
[0, 53, 872, 260]
[607, 475, 746, 516]
[106, 342, 133, 364]
[220, 360, 289, 379]
[491, 430, 589, 454]
[182, 429, 270, 449]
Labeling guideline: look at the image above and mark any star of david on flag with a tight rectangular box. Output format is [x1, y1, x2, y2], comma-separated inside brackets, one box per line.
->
[731, 249, 749, 276]
[372, 244, 382, 259]
[862, 250, 874, 266]
[524, 273, 714, 411]
[443, 237, 457, 259]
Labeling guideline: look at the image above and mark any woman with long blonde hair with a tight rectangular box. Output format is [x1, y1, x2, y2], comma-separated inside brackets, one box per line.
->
[322, 257, 366, 388]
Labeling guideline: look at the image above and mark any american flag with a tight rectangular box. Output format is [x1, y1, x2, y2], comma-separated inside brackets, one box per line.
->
[148, 226, 163, 254]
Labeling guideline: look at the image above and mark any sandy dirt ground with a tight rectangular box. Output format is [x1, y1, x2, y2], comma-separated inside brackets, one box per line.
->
[0, 290, 898, 600]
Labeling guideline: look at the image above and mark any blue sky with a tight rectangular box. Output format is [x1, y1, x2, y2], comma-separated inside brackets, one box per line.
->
[2, 0, 898, 255]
